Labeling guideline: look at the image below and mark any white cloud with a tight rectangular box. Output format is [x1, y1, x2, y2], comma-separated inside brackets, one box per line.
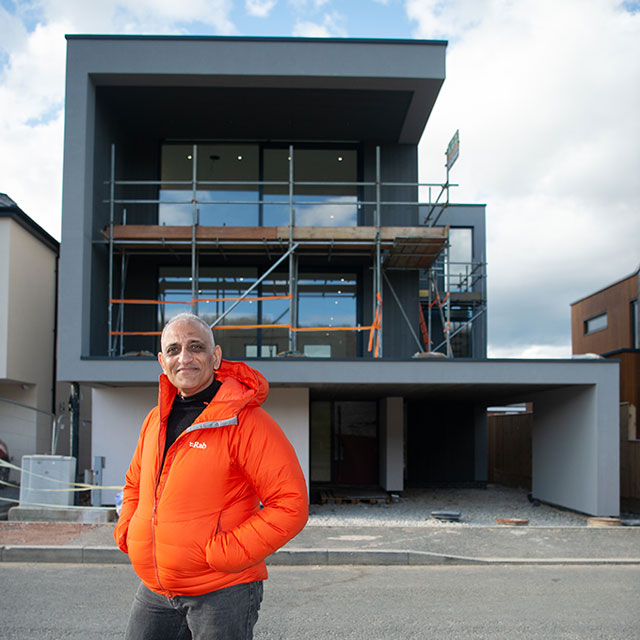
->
[246, 0, 278, 18]
[288, 0, 331, 9]
[34, 0, 237, 34]
[292, 10, 347, 37]
[488, 343, 572, 359]
[0, 1, 238, 239]
[410, 0, 640, 357]
[294, 196, 358, 226]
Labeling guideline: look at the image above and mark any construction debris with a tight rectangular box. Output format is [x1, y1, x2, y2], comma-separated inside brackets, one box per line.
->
[431, 510, 462, 522]
[319, 489, 390, 505]
[496, 518, 529, 526]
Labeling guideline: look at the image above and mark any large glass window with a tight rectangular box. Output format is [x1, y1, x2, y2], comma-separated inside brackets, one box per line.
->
[446, 227, 473, 292]
[158, 266, 262, 358]
[263, 148, 358, 226]
[159, 143, 358, 227]
[157, 267, 358, 358]
[160, 144, 259, 226]
[297, 273, 358, 358]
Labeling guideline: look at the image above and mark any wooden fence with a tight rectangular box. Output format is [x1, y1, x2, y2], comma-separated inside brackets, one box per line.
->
[620, 403, 640, 513]
[487, 412, 532, 491]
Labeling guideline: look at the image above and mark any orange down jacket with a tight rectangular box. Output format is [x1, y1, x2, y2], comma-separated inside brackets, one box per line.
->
[113, 359, 308, 597]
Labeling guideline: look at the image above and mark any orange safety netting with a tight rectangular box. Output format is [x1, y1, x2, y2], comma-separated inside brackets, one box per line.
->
[429, 291, 450, 309]
[195, 295, 292, 303]
[367, 292, 382, 358]
[109, 324, 374, 336]
[110, 299, 188, 305]
[109, 331, 162, 336]
[418, 302, 431, 349]
[109, 296, 377, 340]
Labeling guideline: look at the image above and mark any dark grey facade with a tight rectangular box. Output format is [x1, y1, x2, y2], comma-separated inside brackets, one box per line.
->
[58, 36, 619, 516]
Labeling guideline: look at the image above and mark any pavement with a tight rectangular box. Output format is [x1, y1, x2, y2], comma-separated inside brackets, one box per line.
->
[2, 483, 640, 566]
[1, 517, 640, 567]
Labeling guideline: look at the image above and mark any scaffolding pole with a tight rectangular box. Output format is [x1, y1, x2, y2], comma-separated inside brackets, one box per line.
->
[288, 144, 297, 352]
[118, 247, 127, 356]
[444, 241, 452, 357]
[108, 143, 116, 357]
[191, 143, 199, 316]
[375, 145, 383, 358]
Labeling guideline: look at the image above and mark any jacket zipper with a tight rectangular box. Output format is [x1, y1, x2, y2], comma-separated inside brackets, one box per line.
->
[150, 417, 236, 594]
[151, 434, 178, 596]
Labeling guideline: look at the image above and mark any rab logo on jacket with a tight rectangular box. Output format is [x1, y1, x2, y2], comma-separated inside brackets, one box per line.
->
[189, 441, 207, 450]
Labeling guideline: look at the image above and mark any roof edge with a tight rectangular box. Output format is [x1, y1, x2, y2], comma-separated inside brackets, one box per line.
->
[65, 34, 448, 46]
[0, 195, 59, 254]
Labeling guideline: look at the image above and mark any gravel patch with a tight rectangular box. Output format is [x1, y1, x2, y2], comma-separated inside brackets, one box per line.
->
[0, 522, 104, 545]
[308, 485, 589, 527]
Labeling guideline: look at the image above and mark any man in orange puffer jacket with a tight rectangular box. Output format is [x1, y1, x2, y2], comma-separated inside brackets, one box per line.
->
[114, 313, 308, 639]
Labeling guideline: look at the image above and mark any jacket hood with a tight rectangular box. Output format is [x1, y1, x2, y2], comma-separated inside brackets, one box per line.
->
[158, 359, 269, 423]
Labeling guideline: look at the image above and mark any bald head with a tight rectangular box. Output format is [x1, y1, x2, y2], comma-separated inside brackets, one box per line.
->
[160, 313, 215, 352]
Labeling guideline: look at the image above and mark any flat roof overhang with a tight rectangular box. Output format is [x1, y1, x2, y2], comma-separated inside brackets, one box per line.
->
[67, 35, 447, 143]
[69, 358, 618, 407]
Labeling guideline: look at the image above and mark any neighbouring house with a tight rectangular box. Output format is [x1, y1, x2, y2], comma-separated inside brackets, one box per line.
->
[0, 194, 59, 482]
[57, 35, 620, 516]
[572, 267, 640, 511]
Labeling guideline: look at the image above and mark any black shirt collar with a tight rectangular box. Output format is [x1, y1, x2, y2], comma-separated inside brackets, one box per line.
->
[174, 378, 221, 405]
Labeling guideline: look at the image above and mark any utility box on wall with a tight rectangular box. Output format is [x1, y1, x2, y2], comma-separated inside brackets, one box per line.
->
[19, 454, 77, 507]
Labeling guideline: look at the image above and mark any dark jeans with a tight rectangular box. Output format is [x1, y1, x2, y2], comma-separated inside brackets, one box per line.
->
[125, 581, 263, 640]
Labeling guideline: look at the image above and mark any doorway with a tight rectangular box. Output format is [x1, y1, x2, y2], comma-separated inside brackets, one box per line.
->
[310, 400, 378, 486]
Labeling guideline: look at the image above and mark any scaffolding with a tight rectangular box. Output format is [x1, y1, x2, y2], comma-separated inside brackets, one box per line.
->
[101, 143, 485, 359]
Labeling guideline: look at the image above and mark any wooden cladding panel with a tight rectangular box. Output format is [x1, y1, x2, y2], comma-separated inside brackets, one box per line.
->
[620, 403, 640, 512]
[571, 274, 638, 354]
[606, 351, 640, 408]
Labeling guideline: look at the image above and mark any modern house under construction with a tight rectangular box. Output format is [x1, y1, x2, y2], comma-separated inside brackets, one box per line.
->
[58, 35, 620, 516]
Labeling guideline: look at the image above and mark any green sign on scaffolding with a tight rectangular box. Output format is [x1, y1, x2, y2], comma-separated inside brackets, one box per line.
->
[446, 129, 459, 170]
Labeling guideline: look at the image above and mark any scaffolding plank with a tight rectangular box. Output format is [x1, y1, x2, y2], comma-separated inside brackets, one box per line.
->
[106, 225, 448, 264]
[109, 225, 279, 241]
[384, 236, 447, 269]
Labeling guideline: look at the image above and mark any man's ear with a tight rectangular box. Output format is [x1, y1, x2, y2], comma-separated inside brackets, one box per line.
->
[158, 352, 166, 372]
[213, 345, 222, 370]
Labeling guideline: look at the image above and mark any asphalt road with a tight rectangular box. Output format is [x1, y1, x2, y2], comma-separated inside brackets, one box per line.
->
[1, 563, 638, 639]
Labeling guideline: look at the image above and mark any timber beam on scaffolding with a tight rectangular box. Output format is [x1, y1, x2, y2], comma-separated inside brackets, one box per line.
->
[102, 224, 448, 270]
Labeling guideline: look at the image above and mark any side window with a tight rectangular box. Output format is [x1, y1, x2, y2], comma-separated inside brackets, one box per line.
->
[584, 313, 607, 335]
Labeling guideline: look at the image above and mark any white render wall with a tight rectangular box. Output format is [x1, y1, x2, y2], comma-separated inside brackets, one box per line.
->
[92, 385, 310, 505]
[261, 387, 310, 494]
[0, 220, 9, 379]
[0, 218, 57, 464]
[379, 397, 404, 492]
[531, 381, 620, 516]
[92, 387, 158, 505]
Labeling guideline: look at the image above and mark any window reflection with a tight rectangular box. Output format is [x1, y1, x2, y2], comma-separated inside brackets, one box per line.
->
[159, 144, 358, 227]
[297, 273, 357, 358]
[158, 266, 259, 358]
[446, 227, 473, 292]
[263, 148, 358, 227]
[157, 268, 358, 358]
[159, 144, 259, 226]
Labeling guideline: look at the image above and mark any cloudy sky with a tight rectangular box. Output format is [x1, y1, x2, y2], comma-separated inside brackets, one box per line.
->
[1, 0, 639, 358]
